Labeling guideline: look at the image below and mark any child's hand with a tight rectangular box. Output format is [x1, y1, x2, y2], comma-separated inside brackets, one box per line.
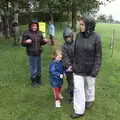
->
[60, 74, 63, 79]
[67, 66, 72, 72]
[26, 39, 32, 43]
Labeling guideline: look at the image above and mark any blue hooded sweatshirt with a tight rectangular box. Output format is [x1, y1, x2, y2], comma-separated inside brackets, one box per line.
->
[49, 59, 65, 88]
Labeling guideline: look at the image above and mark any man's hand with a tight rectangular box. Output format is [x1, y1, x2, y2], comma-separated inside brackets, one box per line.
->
[43, 38, 49, 43]
[25, 39, 32, 43]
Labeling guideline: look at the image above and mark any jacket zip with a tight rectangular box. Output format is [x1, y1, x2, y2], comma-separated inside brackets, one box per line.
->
[34, 32, 38, 55]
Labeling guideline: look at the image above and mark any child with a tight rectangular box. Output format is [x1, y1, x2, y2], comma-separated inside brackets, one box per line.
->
[62, 27, 74, 103]
[49, 49, 65, 108]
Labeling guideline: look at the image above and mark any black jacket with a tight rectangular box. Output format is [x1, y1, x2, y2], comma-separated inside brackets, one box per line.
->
[62, 28, 74, 68]
[21, 21, 47, 56]
[62, 42, 74, 68]
[73, 32, 102, 77]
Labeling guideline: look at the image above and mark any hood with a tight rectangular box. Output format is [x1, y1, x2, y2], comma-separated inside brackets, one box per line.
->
[82, 18, 96, 38]
[63, 28, 73, 43]
[28, 20, 39, 31]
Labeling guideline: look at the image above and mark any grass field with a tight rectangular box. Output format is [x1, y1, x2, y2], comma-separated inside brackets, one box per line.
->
[0, 23, 120, 120]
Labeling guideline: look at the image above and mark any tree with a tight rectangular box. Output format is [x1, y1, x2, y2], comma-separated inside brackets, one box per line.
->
[0, 0, 11, 38]
[99, 0, 115, 5]
[11, 0, 29, 45]
[107, 14, 114, 23]
[0, 0, 115, 40]
[30, 0, 114, 31]
[71, 0, 99, 31]
[0, 15, 3, 36]
[0, 0, 29, 45]
[33, 0, 61, 21]
[97, 14, 107, 23]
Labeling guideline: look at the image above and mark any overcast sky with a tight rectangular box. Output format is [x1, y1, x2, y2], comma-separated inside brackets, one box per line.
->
[99, 0, 120, 21]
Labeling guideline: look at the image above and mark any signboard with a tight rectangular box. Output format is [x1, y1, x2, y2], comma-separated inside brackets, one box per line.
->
[39, 22, 46, 37]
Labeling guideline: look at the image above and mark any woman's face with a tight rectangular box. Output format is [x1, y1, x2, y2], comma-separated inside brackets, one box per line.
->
[80, 20, 85, 32]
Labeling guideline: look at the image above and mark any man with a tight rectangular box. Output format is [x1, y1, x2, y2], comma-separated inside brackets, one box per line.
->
[48, 20, 55, 45]
[21, 20, 48, 87]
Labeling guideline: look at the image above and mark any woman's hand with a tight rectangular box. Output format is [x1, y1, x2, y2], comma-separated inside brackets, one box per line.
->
[67, 66, 72, 72]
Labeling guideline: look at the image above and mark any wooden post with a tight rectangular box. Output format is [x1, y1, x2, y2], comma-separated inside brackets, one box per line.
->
[111, 29, 115, 57]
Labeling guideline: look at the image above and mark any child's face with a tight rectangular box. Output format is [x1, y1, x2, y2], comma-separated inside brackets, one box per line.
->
[55, 53, 62, 61]
[66, 36, 72, 42]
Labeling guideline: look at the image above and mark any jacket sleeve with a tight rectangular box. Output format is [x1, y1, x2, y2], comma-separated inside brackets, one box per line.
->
[21, 31, 31, 47]
[50, 63, 61, 77]
[91, 35, 102, 77]
[62, 61, 66, 74]
[62, 45, 72, 68]
[39, 32, 48, 45]
[41, 37, 48, 45]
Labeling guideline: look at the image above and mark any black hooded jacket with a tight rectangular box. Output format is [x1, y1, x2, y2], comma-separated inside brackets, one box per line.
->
[73, 18, 102, 77]
[62, 28, 74, 68]
[21, 21, 47, 56]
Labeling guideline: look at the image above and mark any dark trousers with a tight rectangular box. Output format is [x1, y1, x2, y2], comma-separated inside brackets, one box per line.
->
[66, 72, 73, 98]
[29, 55, 41, 83]
[49, 35, 55, 45]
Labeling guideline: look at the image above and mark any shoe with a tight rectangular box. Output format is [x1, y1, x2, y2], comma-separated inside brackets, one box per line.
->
[31, 77, 39, 87]
[85, 102, 94, 109]
[59, 93, 64, 99]
[55, 100, 61, 108]
[32, 81, 38, 87]
[36, 76, 41, 85]
[70, 112, 84, 119]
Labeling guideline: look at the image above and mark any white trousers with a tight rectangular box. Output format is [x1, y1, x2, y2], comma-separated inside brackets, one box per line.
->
[73, 73, 96, 114]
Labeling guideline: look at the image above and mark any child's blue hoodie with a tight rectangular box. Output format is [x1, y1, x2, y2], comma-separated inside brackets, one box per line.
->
[49, 59, 65, 88]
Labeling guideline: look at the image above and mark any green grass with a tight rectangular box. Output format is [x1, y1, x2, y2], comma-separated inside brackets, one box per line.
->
[0, 23, 120, 120]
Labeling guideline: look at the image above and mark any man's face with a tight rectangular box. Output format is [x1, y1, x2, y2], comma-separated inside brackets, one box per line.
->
[31, 24, 37, 31]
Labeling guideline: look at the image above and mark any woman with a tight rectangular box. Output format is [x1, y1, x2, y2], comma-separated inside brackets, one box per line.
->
[71, 18, 102, 119]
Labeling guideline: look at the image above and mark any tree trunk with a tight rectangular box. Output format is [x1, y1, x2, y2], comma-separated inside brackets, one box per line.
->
[48, 2, 54, 22]
[49, 12, 54, 22]
[2, 15, 10, 39]
[12, 2, 20, 45]
[5, 1, 11, 39]
[72, 0, 77, 32]
[6, 15, 10, 39]
[0, 15, 3, 36]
